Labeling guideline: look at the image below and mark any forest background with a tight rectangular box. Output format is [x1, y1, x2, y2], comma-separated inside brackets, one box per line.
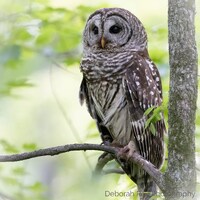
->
[0, 0, 199, 199]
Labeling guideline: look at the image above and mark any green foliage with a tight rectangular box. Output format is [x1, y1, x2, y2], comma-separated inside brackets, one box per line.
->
[22, 143, 38, 151]
[0, 0, 96, 98]
[148, 25, 169, 65]
[0, 139, 20, 153]
[144, 105, 166, 136]
[0, 163, 47, 200]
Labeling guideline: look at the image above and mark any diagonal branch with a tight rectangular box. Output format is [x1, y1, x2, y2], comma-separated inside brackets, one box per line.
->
[0, 143, 164, 191]
[118, 150, 165, 192]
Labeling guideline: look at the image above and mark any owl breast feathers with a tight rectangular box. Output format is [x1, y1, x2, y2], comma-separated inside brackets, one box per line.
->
[79, 8, 166, 199]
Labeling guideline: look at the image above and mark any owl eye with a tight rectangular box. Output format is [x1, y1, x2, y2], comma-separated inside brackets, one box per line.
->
[109, 25, 122, 34]
[92, 25, 99, 35]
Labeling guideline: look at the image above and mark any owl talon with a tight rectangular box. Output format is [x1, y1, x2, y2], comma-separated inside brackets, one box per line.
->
[100, 140, 111, 146]
[118, 141, 138, 161]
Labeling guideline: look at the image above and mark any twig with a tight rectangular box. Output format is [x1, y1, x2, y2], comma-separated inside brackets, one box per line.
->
[94, 152, 114, 174]
[0, 143, 164, 191]
[103, 169, 125, 175]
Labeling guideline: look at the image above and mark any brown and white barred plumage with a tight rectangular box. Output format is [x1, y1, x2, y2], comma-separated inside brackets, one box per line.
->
[79, 8, 165, 200]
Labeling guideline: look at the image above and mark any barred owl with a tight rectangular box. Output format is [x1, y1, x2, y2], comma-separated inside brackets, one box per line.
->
[79, 8, 165, 200]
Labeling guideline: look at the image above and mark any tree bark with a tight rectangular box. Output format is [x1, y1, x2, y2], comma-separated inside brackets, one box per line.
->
[164, 0, 198, 199]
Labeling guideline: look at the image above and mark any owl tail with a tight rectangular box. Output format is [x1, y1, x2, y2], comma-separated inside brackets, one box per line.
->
[136, 175, 157, 200]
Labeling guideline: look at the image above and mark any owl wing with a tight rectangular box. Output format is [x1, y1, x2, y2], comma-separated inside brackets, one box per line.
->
[123, 54, 165, 168]
[79, 77, 113, 143]
[79, 77, 95, 118]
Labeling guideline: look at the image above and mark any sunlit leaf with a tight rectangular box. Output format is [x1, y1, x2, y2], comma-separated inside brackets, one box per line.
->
[27, 182, 44, 192]
[2, 177, 19, 186]
[144, 106, 155, 116]
[12, 167, 27, 176]
[7, 79, 34, 88]
[149, 123, 156, 136]
[0, 140, 19, 153]
[22, 143, 38, 151]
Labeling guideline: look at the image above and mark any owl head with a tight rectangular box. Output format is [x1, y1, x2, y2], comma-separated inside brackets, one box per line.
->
[83, 8, 148, 53]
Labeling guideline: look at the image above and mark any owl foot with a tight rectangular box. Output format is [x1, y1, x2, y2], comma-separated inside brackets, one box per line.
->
[98, 139, 120, 161]
[100, 140, 111, 146]
[118, 141, 138, 161]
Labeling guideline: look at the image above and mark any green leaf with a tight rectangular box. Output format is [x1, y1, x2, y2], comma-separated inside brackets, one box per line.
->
[145, 106, 163, 134]
[22, 143, 37, 151]
[0, 140, 19, 153]
[144, 106, 155, 116]
[149, 123, 156, 136]
[145, 116, 153, 129]
[2, 176, 19, 186]
[12, 167, 27, 176]
[0, 88, 13, 97]
[27, 182, 44, 192]
[7, 78, 34, 88]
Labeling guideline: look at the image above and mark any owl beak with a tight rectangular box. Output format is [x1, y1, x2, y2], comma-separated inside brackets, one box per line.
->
[100, 37, 106, 48]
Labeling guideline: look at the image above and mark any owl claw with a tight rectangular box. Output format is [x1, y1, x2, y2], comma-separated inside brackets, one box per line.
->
[100, 140, 111, 146]
[118, 141, 138, 161]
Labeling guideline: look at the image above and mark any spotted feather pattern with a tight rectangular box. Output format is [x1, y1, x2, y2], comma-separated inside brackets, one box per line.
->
[80, 52, 165, 170]
[122, 53, 165, 168]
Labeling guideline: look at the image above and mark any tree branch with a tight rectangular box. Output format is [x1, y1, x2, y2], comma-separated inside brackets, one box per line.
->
[120, 151, 165, 191]
[0, 143, 116, 162]
[0, 143, 164, 191]
[94, 152, 114, 174]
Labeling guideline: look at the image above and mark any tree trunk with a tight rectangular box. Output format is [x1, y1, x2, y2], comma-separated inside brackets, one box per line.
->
[164, 0, 198, 199]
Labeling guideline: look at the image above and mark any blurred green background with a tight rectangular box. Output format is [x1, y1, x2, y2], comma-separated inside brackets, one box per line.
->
[0, 0, 199, 199]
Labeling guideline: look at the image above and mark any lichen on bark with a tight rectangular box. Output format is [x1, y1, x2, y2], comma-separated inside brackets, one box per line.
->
[164, 0, 198, 199]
